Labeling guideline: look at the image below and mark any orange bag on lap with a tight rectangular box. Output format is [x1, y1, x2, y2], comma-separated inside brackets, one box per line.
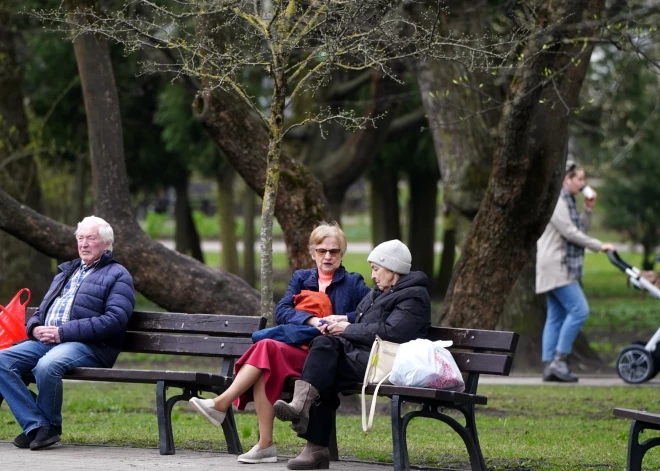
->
[0, 288, 30, 349]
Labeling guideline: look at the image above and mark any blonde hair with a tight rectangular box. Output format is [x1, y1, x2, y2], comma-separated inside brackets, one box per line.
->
[308, 221, 347, 258]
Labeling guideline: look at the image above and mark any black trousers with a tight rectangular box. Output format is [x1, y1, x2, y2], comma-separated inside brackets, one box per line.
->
[298, 335, 363, 446]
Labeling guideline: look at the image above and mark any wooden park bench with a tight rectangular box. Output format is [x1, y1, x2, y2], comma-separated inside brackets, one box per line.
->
[11, 307, 518, 470]
[13, 307, 266, 456]
[354, 325, 519, 471]
[613, 408, 660, 471]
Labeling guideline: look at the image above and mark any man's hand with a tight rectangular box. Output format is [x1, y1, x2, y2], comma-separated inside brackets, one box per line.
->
[327, 321, 350, 336]
[601, 243, 616, 252]
[33, 326, 61, 344]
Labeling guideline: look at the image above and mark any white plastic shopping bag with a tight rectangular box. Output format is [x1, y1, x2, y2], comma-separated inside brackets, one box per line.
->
[389, 338, 465, 392]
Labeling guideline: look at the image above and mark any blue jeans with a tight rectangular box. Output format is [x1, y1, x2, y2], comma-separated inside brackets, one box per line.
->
[542, 282, 589, 362]
[0, 340, 101, 434]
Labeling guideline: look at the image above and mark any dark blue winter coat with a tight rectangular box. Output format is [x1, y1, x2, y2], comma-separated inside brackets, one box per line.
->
[275, 265, 371, 326]
[26, 251, 135, 367]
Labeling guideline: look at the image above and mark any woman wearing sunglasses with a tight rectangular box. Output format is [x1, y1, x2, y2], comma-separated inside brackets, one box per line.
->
[188, 222, 369, 463]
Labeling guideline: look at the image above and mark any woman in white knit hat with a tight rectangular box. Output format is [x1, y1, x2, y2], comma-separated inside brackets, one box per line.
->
[273, 239, 431, 470]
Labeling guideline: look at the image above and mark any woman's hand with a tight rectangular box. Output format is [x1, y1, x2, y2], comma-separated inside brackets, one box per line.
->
[323, 314, 348, 325]
[327, 321, 350, 336]
[305, 317, 323, 327]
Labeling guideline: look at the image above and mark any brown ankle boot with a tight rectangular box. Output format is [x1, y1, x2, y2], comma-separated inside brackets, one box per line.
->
[287, 441, 330, 470]
[274, 380, 319, 434]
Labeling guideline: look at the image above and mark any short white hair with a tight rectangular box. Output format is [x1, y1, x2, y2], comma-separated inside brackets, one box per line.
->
[75, 216, 114, 251]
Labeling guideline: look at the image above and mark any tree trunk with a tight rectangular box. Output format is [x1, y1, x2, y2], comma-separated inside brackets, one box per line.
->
[439, 1, 605, 329]
[414, 1, 502, 221]
[173, 175, 204, 263]
[369, 167, 401, 244]
[407, 171, 438, 294]
[242, 182, 256, 287]
[0, 3, 52, 304]
[435, 208, 457, 304]
[258, 53, 289, 320]
[217, 168, 239, 275]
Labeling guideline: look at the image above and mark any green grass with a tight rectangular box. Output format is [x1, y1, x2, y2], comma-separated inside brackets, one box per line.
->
[0, 382, 657, 470]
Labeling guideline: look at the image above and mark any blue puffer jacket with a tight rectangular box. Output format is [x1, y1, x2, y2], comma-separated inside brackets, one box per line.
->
[26, 251, 136, 367]
[275, 265, 371, 326]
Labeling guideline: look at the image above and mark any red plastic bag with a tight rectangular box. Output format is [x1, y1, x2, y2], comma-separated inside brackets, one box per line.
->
[0, 288, 31, 349]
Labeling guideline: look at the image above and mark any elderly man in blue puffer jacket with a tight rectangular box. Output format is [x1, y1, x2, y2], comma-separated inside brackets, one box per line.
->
[0, 216, 135, 451]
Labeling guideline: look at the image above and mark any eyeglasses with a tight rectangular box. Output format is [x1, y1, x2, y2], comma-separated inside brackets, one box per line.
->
[315, 248, 341, 256]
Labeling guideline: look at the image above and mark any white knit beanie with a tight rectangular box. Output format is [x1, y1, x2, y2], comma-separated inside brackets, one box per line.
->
[367, 239, 412, 275]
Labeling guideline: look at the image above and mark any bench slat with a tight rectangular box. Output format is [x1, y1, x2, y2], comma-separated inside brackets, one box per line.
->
[26, 368, 232, 387]
[360, 383, 488, 405]
[613, 407, 660, 424]
[121, 332, 254, 357]
[127, 312, 265, 336]
[428, 326, 519, 353]
[25, 308, 266, 336]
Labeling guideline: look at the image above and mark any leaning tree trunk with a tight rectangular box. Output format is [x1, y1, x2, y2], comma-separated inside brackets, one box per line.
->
[0, 3, 52, 304]
[0, 0, 261, 315]
[193, 87, 326, 271]
[173, 174, 204, 263]
[439, 0, 605, 329]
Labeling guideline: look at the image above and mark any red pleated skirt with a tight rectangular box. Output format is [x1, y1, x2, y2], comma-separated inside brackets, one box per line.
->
[233, 338, 308, 410]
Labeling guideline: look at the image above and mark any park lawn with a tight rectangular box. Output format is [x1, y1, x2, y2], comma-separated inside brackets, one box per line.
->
[0, 381, 657, 470]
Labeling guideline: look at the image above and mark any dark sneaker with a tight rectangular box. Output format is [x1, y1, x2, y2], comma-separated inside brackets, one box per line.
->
[29, 426, 61, 450]
[13, 429, 37, 449]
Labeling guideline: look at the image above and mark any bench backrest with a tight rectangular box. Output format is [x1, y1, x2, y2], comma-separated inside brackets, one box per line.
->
[25, 307, 266, 359]
[427, 326, 519, 376]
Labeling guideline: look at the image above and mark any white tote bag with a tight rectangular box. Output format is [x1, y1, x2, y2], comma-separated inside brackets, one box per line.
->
[361, 335, 399, 432]
[389, 338, 465, 392]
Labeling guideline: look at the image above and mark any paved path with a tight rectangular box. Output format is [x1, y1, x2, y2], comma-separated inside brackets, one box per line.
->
[0, 442, 392, 471]
[479, 374, 660, 387]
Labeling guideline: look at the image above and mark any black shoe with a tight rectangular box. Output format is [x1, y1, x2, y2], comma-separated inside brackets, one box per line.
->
[29, 426, 61, 450]
[13, 429, 37, 449]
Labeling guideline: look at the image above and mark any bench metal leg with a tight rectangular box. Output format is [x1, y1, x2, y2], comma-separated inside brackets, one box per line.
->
[157, 381, 181, 455]
[626, 419, 660, 471]
[328, 410, 339, 461]
[221, 407, 243, 455]
[391, 395, 410, 471]
[391, 395, 486, 471]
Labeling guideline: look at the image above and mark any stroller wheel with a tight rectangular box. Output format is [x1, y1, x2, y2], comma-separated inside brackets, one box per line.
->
[617, 345, 656, 384]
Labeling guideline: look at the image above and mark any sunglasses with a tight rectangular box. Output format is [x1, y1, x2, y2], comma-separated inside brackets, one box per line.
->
[315, 248, 341, 256]
[566, 161, 578, 173]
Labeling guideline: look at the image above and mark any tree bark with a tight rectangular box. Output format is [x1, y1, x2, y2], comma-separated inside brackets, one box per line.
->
[173, 174, 204, 263]
[0, 3, 52, 304]
[435, 208, 457, 304]
[369, 167, 401, 244]
[415, 1, 502, 221]
[439, 1, 605, 329]
[217, 168, 239, 275]
[407, 170, 438, 293]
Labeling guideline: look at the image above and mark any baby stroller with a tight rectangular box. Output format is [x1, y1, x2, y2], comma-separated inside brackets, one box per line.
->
[607, 251, 660, 384]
